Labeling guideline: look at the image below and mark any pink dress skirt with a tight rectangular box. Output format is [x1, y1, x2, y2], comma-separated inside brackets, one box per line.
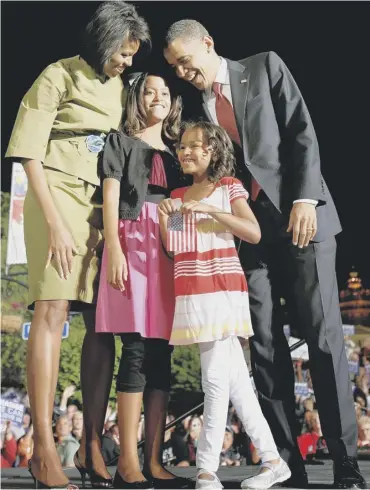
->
[96, 153, 175, 340]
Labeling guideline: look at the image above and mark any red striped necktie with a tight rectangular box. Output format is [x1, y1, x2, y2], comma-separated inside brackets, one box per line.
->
[212, 82, 261, 200]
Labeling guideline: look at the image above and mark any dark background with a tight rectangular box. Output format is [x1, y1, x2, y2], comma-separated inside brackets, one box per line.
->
[1, 1, 370, 288]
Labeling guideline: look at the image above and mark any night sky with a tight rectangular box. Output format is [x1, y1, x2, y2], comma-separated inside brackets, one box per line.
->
[1, 1, 370, 289]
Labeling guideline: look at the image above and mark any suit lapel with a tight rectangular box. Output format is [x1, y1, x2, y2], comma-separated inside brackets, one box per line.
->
[227, 59, 249, 151]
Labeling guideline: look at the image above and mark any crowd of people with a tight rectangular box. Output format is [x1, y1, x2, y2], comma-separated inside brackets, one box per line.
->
[2, 336, 370, 471]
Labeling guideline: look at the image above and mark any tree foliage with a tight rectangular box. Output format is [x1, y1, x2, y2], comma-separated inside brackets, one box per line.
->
[170, 345, 203, 415]
[171, 344, 201, 393]
[1, 332, 27, 389]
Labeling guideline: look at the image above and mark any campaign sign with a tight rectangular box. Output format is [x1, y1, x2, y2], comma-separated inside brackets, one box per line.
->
[348, 361, 359, 374]
[0, 399, 25, 428]
[342, 324, 355, 336]
[294, 382, 309, 396]
[22, 321, 69, 340]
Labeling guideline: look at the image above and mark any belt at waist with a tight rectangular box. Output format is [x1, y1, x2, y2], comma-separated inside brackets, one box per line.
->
[49, 131, 106, 153]
[49, 130, 106, 140]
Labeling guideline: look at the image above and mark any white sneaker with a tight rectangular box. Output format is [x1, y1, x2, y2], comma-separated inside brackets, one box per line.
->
[195, 469, 224, 489]
[241, 459, 291, 489]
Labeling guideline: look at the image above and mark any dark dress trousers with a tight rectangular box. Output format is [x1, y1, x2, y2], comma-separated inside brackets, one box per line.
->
[195, 51, 357, 468]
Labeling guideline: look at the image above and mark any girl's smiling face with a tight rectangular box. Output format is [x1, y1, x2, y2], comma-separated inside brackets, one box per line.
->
[177, 127, 213, 178]
[142, 76, 172, 124]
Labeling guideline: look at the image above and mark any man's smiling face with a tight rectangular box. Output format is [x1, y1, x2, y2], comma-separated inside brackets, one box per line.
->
[164, 36, 217, 92]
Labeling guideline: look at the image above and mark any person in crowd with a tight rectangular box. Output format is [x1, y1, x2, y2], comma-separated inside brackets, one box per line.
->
[357, 416, 370, 448]
[17, 424, 34, 468]
[22, 411, 32, 434]
[183, 416, 203, 467]
[301, 398, 315, 434]
[163, 19, 366, 489]
[1, 422, 17, 468]
[176, 416, 191, 438]
[54, 385, 77, 422]
[162, 414, 190, 467]
[96, 71, 191, 489]
[72, 412, 84, 443]
[101, 425, 120, 467]
[220, 427, 240, 467]
[5, 2, 150, 488]
[297, 410, 328, 461]
[158, 121, 291, 489]
[54, 415, 80, 469]
[229, 413, 255, 465]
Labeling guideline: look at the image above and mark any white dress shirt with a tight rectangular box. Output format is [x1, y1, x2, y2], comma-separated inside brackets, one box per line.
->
[203, 58, 317, 207]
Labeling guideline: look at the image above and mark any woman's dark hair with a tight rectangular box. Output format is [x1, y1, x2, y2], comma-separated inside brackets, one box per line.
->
[178, 121, 235, 182]
[80, 1, 150, 77]
[122, 72, 182, 141]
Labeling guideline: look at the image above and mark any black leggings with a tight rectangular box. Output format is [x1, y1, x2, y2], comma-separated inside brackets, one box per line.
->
[116, 333, 173, 393]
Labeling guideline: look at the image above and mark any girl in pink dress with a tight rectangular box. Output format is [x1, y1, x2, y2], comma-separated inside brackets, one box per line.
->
[96, 73, 191, 489]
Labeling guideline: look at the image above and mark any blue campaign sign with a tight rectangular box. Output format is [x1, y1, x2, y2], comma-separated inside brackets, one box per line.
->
[342, 324, 355, 336]
[22, 321, 69, 340]
[294, 382, 309, 396]
[348, 360, 359, 374]
[0, 398, 25, 428]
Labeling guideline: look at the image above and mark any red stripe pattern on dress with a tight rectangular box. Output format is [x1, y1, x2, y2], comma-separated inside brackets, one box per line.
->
[227, 180, 249, 203]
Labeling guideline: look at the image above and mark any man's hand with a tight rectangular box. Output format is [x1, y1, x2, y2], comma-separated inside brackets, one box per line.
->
[287, 202, 317, 247]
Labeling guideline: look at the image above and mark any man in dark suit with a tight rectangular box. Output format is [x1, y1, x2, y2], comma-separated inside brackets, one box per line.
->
[163, 20, 366, 489]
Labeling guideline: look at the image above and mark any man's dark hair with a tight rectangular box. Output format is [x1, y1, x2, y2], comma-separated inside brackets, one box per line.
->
[165, 19, 209, 46]
[178, 121, 235, 182]
[80, 1, 150, 77]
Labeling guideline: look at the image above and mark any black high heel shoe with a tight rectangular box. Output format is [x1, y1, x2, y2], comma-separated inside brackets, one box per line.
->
[74, 452, 113, 489]
[143, 470, 193, 489]
[113, 470, 154, 489]
[29, 460, 79, 489]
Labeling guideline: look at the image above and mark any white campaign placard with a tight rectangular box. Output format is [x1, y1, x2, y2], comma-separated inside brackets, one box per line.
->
[6, 162, 28, 267]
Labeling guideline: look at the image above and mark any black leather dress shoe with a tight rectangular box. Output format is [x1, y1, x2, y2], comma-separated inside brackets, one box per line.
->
[282, 467, 309, 489]
[333, 457, 367, 489]
[149, 476, 194, 489]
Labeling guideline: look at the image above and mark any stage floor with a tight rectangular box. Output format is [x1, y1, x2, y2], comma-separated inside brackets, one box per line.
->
[1, 461, 370, 489]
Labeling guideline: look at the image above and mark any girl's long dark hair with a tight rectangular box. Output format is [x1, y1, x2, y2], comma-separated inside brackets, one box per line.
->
[122, 72, 182, 141]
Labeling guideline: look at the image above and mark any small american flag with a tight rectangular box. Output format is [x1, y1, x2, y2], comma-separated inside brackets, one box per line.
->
[167, 211, 197, 253]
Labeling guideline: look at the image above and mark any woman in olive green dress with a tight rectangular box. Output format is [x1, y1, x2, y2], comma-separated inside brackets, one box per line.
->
[5, 2, 150, 488]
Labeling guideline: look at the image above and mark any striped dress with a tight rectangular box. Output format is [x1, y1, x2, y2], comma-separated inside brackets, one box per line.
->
[169, 177, 254, 346]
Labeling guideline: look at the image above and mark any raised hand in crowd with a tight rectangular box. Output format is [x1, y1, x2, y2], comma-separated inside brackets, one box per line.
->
[59, 385, 76, 413]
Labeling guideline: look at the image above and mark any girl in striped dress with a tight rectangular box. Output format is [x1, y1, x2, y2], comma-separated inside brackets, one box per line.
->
[158, 121, 291, 490]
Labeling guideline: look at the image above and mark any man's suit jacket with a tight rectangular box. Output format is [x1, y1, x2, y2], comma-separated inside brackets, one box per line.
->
[198, 51, 342, 242]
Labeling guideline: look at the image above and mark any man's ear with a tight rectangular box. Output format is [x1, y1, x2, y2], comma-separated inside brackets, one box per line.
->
[203, 36, 215, 52]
